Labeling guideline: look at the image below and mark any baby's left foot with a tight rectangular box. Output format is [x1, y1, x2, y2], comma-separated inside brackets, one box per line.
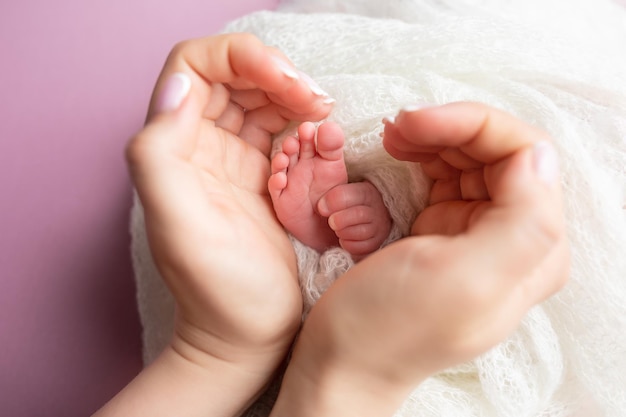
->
[268, 122, 348, 252]
[317, 181, 392, 259]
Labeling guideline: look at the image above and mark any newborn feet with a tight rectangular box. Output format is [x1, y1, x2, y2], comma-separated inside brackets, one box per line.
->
[269, 122, 391, 258]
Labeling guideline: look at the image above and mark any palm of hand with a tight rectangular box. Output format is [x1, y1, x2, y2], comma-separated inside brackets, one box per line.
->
[148, 121, 302, 358]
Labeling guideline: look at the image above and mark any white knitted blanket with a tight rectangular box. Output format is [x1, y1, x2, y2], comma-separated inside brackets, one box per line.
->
[130, 0, 626, 415]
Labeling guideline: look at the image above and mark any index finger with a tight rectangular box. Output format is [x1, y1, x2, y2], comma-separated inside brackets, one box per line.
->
[383, 102, 552, 164]
[148, 33, 331, 121]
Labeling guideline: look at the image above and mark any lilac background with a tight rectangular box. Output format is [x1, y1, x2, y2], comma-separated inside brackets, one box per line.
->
[0, 0, 277, 415]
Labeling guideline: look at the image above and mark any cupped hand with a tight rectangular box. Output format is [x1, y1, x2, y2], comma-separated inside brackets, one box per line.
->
[272, 103, 570, 417]
[127, 34, 333, 372]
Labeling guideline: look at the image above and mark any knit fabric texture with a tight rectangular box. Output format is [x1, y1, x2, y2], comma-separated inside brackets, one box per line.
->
[131, 0, 626, 415]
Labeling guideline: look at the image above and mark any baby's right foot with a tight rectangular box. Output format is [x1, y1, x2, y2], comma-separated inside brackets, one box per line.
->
[268, 122, 348, 252]
[317, 181, 392, 259]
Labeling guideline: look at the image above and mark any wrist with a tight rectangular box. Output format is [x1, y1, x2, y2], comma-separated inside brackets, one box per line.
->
[93, 338, 282, 417]
[270, 335, 418, 417]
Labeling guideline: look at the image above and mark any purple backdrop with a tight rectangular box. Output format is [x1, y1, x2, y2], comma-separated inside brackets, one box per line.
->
[0, 0, 278, 415]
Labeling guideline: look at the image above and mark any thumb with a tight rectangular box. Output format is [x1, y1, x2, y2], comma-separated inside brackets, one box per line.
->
[130, 72, 201, 161]
[467, 141, 566, 287]
[126, 72, 207, 221]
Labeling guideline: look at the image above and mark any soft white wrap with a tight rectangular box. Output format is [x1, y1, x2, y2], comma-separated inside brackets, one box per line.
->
[130, 0, 626, 415]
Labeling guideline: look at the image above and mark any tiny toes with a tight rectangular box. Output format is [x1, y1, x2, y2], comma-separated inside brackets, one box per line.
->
[339, 238, 381, 258]
[297, 123, 317, 160]
[282, 136, 300, 157]
[334, 223, 376, 241]
[268, 172, 288, 195]
[271, 152, 290, 174]
[316, 122, 345, 161]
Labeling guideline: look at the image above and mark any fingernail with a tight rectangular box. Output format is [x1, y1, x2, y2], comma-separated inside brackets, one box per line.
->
[382, 116, 396, 125]
[399, 102, 432, 113]
[156, 72, 191, 113]
[323, 97, 336, 105]
[271, 56, 299, 80]
[298, 71, 328, 96]
[533, 141, 560, 185]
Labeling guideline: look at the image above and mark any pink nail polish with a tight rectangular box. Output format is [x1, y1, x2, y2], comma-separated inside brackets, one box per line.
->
[533, 141, 560, 186]
[399, 102, 434, 114]
[298, 71, 328, 96]
[271, 56, 299, 80]
[156, 72, 191, 113]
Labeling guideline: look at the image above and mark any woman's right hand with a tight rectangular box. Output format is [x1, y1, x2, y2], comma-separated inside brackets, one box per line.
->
[272, 103, 570, 417]
[94, 34, 334, 417]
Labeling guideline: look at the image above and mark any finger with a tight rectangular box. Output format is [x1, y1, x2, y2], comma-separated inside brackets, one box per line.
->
[419, 156, 461, 181]
[214, 101, 245, 135]
[428, 180, 462, 205]
[127, 73, 213, 232]
[148, 33, 333, 123]
[228, 88, 272, 112]
[131, 73, 199, 161]
[460, 169, 489, 201]
[462, 142, 566, 284]
[384, 102, 551, 165]
[238, 103, 291, 155]
[412, 200, 486, 235]
[438, 148, 483, 171]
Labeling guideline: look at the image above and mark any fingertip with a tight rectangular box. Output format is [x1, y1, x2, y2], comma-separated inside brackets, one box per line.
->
[469, 144, 565, 280]
[532, 141, 560, 187]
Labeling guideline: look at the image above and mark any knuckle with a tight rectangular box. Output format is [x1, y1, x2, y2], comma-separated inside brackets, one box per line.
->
[461, 279, 496, 308]
[124, 135, 143, 167]
[168, 39, 193, 60]
[522, 208, 564, 257]
[124, 130, 159, 171]
[235, 32, 261, 46]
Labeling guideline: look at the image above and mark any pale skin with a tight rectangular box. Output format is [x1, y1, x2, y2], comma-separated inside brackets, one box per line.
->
[268, 120, 392, 257]
[94, 33, 569, 417]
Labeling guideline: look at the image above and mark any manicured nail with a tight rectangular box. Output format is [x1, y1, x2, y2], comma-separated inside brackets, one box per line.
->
[399, 102, 432, 113]
[533, 141, 560, 186]
[298, 71, 328, 96]
[382, 116, 396, 125]
[156, 72, 191, 113]
[271, 56, 299, 80]
[323, 97, 336, 105]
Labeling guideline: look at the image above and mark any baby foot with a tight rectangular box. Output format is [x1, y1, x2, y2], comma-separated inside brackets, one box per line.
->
[269, 122, 348, 252]
[317, 181, 392, 259]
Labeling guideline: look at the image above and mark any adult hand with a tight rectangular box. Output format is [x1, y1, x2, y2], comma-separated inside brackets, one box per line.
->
[105, 34, 333, 417]
[271, 102, 570, 417]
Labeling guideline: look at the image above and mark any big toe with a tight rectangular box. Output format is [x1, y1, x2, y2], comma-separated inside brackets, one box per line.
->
[316, 122, 345, 161]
